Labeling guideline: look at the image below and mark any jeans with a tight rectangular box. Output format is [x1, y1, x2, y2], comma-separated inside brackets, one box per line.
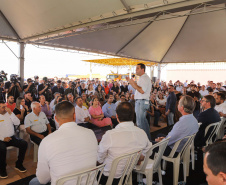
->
[167, 112, 174, 126]
[29, 177, 50, 185]
[0, 136, 27, 171]
[135, 99, 151, 141]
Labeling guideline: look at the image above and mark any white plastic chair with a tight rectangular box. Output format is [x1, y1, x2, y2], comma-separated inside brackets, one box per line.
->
[203, 121, 221, 147]
[106, 149, 142, 185]
[30, 140, 38, 162]
[134, 138, 170, 185]
[216, 117, 226, 140]
[56, 164, 106, 185]
[162, 133, 196, 185]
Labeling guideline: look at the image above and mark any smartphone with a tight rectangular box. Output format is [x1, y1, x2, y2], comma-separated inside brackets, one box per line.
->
[20, 105, 23, 110]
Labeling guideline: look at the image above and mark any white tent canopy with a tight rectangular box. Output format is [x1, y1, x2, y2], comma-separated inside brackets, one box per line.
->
[0, 0, 226, 63]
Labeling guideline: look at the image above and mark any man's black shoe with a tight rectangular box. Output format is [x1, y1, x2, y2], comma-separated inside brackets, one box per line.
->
[154, 125, 161, 127]
[15, 165, 27, 173]
[0, 170, 8, 179]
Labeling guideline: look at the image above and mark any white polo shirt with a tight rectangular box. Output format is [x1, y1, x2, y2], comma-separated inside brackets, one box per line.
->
[98, 121, 152, 178]
[0, 112, 20, 141]
[36, 122, 98, 185]
[75, 105, 91, 123]
[135, 73, 152, 100]
[215, 103, 226, 114]
[24, 112, 49, 133]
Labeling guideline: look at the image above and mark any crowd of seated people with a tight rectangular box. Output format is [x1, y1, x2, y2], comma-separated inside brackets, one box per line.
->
[0, 75, 226, 185]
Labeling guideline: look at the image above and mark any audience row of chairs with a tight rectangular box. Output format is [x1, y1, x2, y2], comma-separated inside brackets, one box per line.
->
[6, 117, 225, 185]
[55, 118, 225, 185]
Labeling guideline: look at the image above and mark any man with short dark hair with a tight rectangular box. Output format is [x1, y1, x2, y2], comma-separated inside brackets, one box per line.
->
[102, 94, 118, 127]
[0, 100, 27, 178]
[6, 95, 16, 112]
[215, 93, 226, 118]
[24, 91, 32, 112]
[126, 63, 152, 140]
[52, 80, 64, 96]
[98, 102, 152, 185]
[64, 81, 77, 99]
[29, 101, 98, 185]
[165, 85, 177, 126]
[115, 94, 126, 107]
[187, 84, 201, 118]
[194, 95, 221, 147]
[203, 142, 226, 185]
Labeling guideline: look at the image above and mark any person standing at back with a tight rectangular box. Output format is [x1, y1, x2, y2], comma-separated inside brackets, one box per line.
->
[126, 63, 152, 141]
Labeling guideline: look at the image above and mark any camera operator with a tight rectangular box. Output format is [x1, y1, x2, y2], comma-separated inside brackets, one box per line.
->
[38, 77, 52, 102]
[5, 74, 22, 103]
[64, 81, 77, 99]
[0, 82, 6, 102]
[52, 80, 64, 96]
[0, 71, 7, 102]
[23, 78, 39, 99]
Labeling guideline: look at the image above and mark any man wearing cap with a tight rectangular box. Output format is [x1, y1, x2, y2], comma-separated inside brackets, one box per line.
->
[126, 63, 152, 141]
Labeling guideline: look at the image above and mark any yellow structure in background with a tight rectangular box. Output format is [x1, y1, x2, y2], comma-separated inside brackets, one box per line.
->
[83, 58, 156, 67]
[83, 58, 157, 80]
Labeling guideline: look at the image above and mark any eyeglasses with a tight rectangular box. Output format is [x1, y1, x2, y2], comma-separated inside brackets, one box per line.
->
[201, 100, 209, 102]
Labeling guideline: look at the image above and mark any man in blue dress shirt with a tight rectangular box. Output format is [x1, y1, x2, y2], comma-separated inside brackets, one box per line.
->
[102, 94, 118, 127]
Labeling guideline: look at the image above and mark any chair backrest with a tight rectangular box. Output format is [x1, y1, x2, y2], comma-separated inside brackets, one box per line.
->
[216, 117, 226, 140]
[106, 149, 142, 185]
[137, 138, 170, 172]
[56, 164, 106, 185]
[168, 133, 196, 159]
[204, 121, 221, 146]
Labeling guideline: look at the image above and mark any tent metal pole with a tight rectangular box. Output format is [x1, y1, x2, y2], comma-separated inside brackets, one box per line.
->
[90, 63, 92, 80]
[19, 42, 25, 88]
[150, 66, 154, 80]
[157, 64, 161, 80]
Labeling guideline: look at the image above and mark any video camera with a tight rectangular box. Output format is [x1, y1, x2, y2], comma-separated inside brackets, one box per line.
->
[0, 70, 8, 83]
[10, 74, 21, 84]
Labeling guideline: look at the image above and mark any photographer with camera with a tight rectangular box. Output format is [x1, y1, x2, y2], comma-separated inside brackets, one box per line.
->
[38, 77, 52, 102]
[64, 81, 77, 99]
[0, 82, 6, 102]
[5, 74, 22, 103]
[23, 78, 39, 99]
[0, 71, 7, 102]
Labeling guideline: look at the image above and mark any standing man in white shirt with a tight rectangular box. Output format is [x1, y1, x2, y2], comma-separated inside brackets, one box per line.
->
[98, 102, 152, 185]
[29, 101, 98, 185]
[0, 100, 28, 179]
[126, 63, 152, 140]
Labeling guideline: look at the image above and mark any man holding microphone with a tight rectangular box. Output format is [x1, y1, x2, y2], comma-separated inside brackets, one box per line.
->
[126, 63, 152, 140]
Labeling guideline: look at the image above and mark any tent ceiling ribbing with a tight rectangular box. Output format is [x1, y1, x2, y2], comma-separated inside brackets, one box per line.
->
[0, 0, 226, 63]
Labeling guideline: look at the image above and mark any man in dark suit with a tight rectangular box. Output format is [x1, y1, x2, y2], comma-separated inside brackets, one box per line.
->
[194, 95, 221, 147]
